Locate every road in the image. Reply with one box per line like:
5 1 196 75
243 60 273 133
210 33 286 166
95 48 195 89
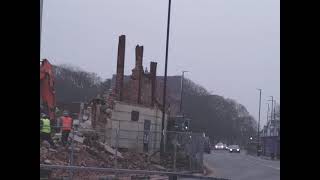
203 150 280 180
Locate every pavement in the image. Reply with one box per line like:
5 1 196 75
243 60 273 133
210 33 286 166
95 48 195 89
202 150 280 180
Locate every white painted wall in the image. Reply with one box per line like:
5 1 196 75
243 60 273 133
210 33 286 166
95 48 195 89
106 101 168 152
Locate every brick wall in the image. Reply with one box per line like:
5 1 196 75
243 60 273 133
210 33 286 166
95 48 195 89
113 35 158 109
115 35 125 101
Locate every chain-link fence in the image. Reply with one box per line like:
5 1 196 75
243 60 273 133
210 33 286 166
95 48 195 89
40 126 206 179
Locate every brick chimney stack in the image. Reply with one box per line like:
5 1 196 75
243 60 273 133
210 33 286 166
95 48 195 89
134 45 144 104
133 45 143 75
150 62 157 106
115 35 126 101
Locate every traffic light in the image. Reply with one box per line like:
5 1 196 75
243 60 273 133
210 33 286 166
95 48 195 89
183 121 189 131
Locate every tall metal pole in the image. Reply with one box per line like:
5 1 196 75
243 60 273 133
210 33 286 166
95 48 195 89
161 0 172 154
180 71 188 114
257 89 262 156
40 0 43 45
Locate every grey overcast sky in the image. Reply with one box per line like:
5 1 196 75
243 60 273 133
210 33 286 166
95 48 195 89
41 0 280 127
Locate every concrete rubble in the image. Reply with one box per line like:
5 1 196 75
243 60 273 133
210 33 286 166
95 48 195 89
70 135 84 143
40 131 173 179
99 142 123 158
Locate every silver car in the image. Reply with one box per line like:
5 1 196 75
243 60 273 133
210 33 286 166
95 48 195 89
215 142 225 150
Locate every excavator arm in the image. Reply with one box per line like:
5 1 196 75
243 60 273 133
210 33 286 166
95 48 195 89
40 59 56 121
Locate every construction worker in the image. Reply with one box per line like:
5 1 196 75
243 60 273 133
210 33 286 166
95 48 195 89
60 111 73 146
40 113 55 148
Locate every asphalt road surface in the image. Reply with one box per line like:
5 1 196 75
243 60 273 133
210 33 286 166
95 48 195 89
203 150 280 180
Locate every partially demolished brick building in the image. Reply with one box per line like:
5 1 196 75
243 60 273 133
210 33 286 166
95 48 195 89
101 35 168 152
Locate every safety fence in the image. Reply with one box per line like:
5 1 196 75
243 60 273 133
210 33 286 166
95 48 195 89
40 126 207 179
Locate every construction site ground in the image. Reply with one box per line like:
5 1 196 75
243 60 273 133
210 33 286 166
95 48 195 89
40 131 204 179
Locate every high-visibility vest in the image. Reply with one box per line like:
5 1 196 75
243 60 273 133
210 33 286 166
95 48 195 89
41 118 51 133
62 116 72 131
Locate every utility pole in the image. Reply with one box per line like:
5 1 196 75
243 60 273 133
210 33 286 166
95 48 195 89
40 0 44 60
180 71 188 114
40 0 43 45
257 89 262 156
161 0 172 154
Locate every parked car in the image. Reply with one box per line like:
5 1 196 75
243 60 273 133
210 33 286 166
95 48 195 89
215 142 225 150
228 145 240 153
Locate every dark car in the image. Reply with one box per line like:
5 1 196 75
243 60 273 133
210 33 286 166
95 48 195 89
228 145 240 153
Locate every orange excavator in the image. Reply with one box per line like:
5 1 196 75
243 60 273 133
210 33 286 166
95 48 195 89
40 59 56 122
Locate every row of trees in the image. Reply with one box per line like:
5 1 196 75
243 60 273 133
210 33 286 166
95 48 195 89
53 64 111 104
183 94 257 146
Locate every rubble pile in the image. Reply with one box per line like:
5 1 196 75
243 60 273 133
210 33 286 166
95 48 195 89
118 152 150 169
40 132 170 179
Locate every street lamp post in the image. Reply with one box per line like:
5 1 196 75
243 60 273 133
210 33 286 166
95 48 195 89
257 89 262 156
40 0 44 52
40 0 43 38
161 0 172 154
180 71 188 114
